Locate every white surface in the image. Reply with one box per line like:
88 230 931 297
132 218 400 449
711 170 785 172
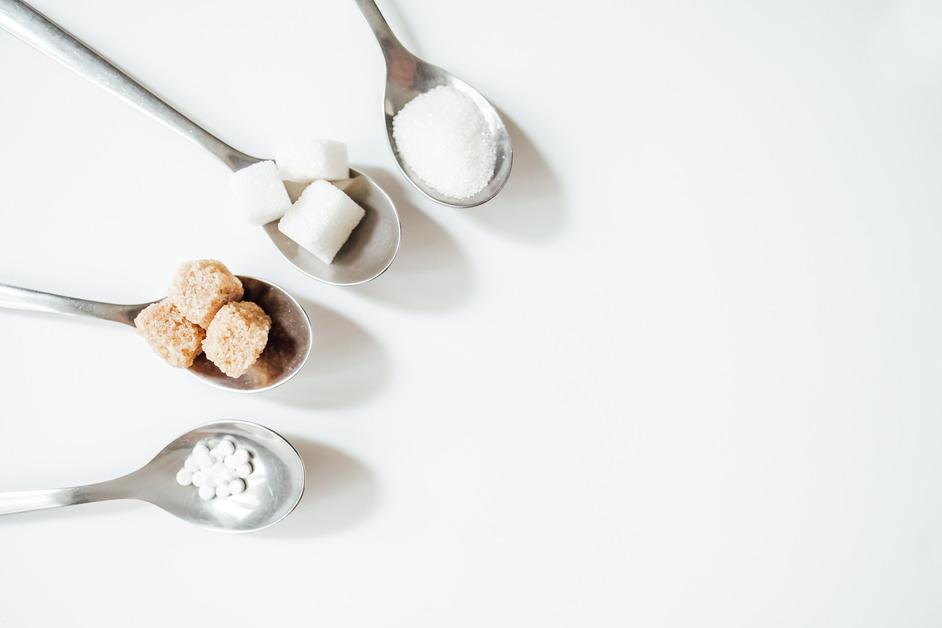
0 0 940 626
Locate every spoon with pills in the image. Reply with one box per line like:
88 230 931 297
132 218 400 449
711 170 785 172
0 421 305 533
353 0 513 208
0 0 401 286
0 262 313 393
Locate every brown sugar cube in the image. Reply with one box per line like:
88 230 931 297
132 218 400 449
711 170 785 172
134 299 206 368
168 260 244 328
202 301 272 378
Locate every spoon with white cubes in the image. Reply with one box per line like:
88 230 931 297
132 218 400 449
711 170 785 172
0 421 305 533
0 0 401 286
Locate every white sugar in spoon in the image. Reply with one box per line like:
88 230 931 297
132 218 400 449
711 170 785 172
0 0 401 286
354 0 513 208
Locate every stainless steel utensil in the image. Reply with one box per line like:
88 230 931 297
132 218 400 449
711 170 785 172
0 0 401 285
0 421 305 533
0 276 312 393
354 0 513 208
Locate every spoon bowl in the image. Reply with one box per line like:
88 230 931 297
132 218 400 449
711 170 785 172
189 276 312 392
355 0 513 207
0 275 312 393
140 421 305 532
263 169 400 285
0 421 305 533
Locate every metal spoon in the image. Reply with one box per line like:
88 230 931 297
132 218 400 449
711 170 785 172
353 0 513 208
0 0 401 286
0 276 312 393
0 421 305 533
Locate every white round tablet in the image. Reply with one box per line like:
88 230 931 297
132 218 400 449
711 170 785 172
175 469 192 486
198 484 215 500
231 449 250 466
218 440 236 458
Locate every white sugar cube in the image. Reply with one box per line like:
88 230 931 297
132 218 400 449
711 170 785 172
276 139 349 182
231 160 292 226
277 180 365 264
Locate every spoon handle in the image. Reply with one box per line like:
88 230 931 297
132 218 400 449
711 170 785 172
0 0 257 171
0 283 148 326
352 0 412 62
0 479 133 516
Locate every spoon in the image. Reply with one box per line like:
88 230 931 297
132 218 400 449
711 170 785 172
0 276 312 393
0 0 401 286
353 0 513 208
0 421 305 533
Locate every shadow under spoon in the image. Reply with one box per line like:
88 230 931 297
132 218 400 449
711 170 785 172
353 0 513 208
0 0 401 286
0 276 312 393
0 421 305 533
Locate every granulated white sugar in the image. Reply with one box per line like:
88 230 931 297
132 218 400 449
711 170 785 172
392 86 497 199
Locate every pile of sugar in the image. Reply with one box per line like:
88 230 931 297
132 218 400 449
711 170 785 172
392 86 497 199
134 260 271 378
176 437 254 501
231 139 365 265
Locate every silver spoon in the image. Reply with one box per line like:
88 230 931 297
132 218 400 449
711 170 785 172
354 0 513 208
0 421 305 533
0 276 312 393
0 0 401 286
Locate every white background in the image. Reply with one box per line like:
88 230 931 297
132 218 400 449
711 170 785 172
0 0 941 625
